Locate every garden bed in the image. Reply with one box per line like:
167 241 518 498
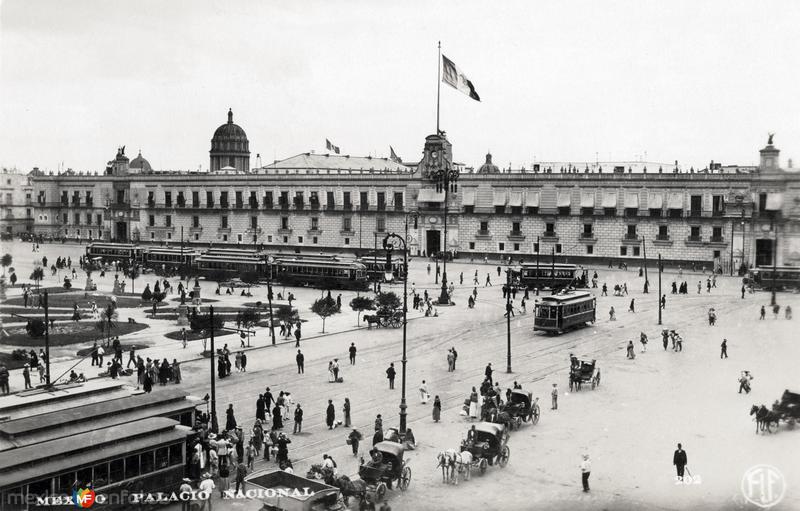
164 329 235 341
1 322 149 347
4 292 144 309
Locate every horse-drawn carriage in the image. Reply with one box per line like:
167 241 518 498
749 389 800 434
460 422 510 475
505 390 540 430
362 309 404 328
356 441 412 502
569 356 600 391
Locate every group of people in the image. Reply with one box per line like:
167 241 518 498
135 356 182 391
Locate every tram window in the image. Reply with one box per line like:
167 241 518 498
57 472 74 493
109 459 125 484
141 451 155 474
125 455 140 479
92 463 109 487
76 467 93 488
169 443 184 466
155 447 170 470
28 479 52 497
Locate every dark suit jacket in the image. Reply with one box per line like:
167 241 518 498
673 449 687 466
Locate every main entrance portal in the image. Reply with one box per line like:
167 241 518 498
426 230 441 256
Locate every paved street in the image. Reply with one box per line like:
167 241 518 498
2 240 798 510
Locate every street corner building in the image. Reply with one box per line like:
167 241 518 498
13 109 800 272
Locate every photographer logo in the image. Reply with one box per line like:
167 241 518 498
741 465 785 509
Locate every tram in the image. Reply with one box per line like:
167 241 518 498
746 266 800 291
142 247 200 274
517 263 588 290
85 242 144 263
357 254 406 282
269 255 369 290
534 290 596 334
195 248 268 277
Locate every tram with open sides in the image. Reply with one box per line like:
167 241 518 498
269 254 369 291
517 263 589 290
142 247 201 274
85 243 144 264
534 290 596 334
746 266 800 291
358 254 406 282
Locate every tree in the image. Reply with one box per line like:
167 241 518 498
311 295 340 333
141 285 152 302
95 305 117 346
25 318 46 337
9 272 17 286
190 312 225 333
29 267 44 292
376 291 401 313
237 309 261 345
1 253 11 276
128 265 140 294
350 295 376 326
240 271 260 285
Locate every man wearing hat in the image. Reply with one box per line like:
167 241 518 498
198 473 215 510
22 363 32 389
179 478 193 511
485 363 493 384
580 454 591 492
551 383 558 410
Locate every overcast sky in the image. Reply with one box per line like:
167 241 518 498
1 0 799 172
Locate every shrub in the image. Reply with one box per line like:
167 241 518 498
25 319 46 338
190 313 225 332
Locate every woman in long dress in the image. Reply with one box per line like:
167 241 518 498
343 398 351 427
432 395 441 423
468 387 479 420
256 394 266 421
272 405 283 430
328 361 335 383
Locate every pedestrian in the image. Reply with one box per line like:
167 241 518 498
601 283 607 296
226 404 237 431
609 306 616 321
697 281 701 294
349 342 357 364
343 398 351 427
173 359 182 383
373 427 384 446
90 342 98 366
97 345 105 367
386 363 396 389
198 473 215 511
326 400 335 430
485 274 492 287
629 298 635 313
626 340 635 359
551 383 558 410
741 285 746 299
293 404 303 434
256 394 266 422
469 387 479 419
332 359 340 381
580 454 591 492
720 339 728 359
348 428 362 457
786 306 793 320
419 380 429 404
296 349 304 374
0 364 9 395
240 352 247 372
661 295 666 310
707 279 711 293
234 461 247 493
294 326 301 347
760 305 766 320
640 332 648 353
179 478 193 511
127 347 136 369
432 395 441 423
673 443 688 481
738 371 753 394
272 404 283 430
235 351 242 372
485 363 493 384
451 347 458 369
447 349 455 371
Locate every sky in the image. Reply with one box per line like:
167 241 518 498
1 0 799 173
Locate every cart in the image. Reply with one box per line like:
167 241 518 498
460 422 510 475
245 470 345 511
569 356 600 391
358 441 412 502
505 390 540 429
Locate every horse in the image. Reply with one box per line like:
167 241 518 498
750 404 781 434
569 370 583 392
436 450 458 484
323 471 366 505
362 315 381 329
452 450 474 484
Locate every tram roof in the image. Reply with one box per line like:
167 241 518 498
144 247 201 254
277 259 366 269
0 388 194 446
0 418 191 489
519 262 581 269
537 290 594 304
196 254 265 262
87 242 139 249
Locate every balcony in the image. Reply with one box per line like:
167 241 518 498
476 229 491 239
176 201 185 208
377 203 386 211
359 204 369 211
85 200 93 207
220 201 229 209
394 203 404 211
310 200 320 210
249 201 259 209
685 235 703 246
189 226 203 233
263 201 273 209
688 209 702 218
294 200 305 210
580 232 595 240
278 200 289 210
192 202 201 209
710 235 725 243
325 203 335 211
624 233 639 240
206 202 215 209
217 227 231 234
343 203 353 211
278 228 292 235
580 208 594 216
542 231 556 238
655 234 670 241
508 230 525 240
234 202 244 209
712 210 725 217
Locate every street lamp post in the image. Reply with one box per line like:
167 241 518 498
429 169 458 305
505 269 512 373
266 256 276 345
209 305 219 433
658 254 663 325
382 212 417 434
771 221 778 307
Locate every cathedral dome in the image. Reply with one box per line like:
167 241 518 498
210 108 250 172
477 152 500 174
129 151 152 172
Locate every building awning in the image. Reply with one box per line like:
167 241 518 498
580 192 595 208
525 191 540 207
602 192 617 208
493 190 507 206
557 191 571 207
648 193 664 209
461 190 475 206
667 193 684 209
508 192 523 207
624 193 639 209
765 192 784 211
417 189 445 203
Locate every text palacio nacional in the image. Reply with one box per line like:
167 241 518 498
26 109 800 271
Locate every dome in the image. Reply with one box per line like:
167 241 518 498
129 151 152 172
210 108 249 153
477 152 500 174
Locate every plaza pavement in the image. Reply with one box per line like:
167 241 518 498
1 241 798 510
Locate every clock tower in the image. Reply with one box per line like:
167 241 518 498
420 133 453 178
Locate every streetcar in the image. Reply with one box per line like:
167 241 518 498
746 266 800 291
533 290 596 334
269 255 369 290
85 242 144 263
357 254 406 282
194 248 268 277
141 247 201 275
516 263 588 290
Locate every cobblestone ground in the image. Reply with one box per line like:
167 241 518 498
1 241 798 510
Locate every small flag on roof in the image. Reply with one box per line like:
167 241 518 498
326 139 340 154
441 55 480 101
389 146 402 163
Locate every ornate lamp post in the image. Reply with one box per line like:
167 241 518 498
382 211 418 434
422 134 458 305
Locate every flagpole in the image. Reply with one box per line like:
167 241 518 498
436 41 441 134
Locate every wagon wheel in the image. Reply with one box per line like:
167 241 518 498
399 466 411 491
498 445 510 467
390 315 403 328
479 458 488 475
378 316 390 328
375 482 387 502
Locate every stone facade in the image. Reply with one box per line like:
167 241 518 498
0 169 34 235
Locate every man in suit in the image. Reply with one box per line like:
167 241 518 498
296 350 304 374
673 443 688 480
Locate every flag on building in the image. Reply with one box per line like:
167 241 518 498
326 139 340 154
389 146 402 163
441 55 480 101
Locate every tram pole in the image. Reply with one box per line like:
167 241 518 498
44 291 51 387
535 236 540 293
658 254 662 326
209 305 219 433
641 234 649 292
505 269 512 373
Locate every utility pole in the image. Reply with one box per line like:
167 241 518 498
771 219 778 306
209 305 219 433
267 257 276 345
658 254 662 325
641 235 649 292
535 236 540 293
44 291 51 387
506 269 512 373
